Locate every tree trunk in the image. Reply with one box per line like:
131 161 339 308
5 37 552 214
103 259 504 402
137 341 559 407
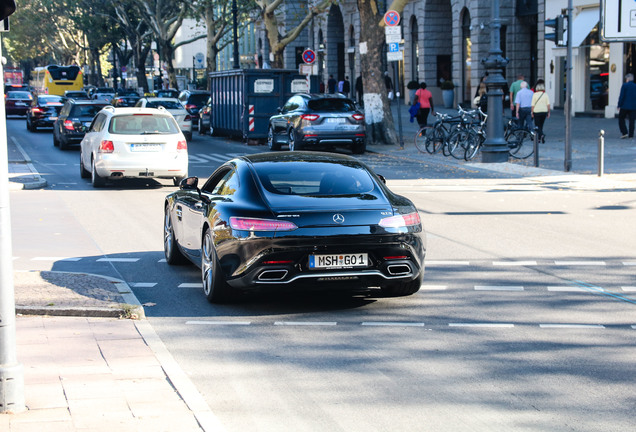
357 0 397 145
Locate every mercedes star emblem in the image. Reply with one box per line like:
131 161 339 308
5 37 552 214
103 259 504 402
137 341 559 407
333 214 345 224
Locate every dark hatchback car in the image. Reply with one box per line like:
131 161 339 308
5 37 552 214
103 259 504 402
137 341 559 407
198 97 212 135
156 89 180 99
53 99 108 149
178 90 209 129
111 89 141 107
63 90 90 100
26 94 65 131
5 90 33 116
163 151 425 303
267 94 366 154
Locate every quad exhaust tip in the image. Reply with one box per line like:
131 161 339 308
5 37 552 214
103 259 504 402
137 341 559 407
258 269 288 281
387 264 411 276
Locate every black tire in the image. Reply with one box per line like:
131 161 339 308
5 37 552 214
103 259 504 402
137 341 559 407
267 126 281 151
53 132 60 147
173 174 187 186
198 123 206 135
164 207 188 265
184 132 192 142
351 140 366 154
91 158 106 188
381 277 422 297
414 127 427 153
59 136 68 150
288 128 302 151
508 129 534 159
79 154 90 179
463 132 482 161
426 127 444 154
201 228 233 303
447 129 468 160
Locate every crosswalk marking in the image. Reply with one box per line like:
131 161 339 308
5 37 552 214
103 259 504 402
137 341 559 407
32 257 81 261
539 324 605 329
179 283 202 288
96 258 140 263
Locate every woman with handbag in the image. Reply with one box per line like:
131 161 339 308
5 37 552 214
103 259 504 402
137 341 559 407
531 79 550 143
413 82 435 128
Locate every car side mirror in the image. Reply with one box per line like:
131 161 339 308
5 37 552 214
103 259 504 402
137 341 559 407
377 174 387 184
179 176 199 190
277 107 282 113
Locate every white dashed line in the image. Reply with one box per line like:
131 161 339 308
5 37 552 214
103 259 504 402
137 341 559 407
157 258 167 263
130 283 157 288
632 325 636 330
449 323 515 328
361 322 426 327
493 261 537 266
623 262 636 266
274 321 337 326
622 287 636 292
32 257 81 261
475 285 524 291
547 286 604 292
179 283 203 288
96 258 140 262
554 261 606 266
539 324 605 329
420 285 448 290
186 321 251 326
427 261 470 266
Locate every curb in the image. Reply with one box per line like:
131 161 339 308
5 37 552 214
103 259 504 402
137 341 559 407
15 271 146 319
9 137 47 190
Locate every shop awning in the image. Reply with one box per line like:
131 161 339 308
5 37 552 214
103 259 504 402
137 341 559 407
570 8 599 47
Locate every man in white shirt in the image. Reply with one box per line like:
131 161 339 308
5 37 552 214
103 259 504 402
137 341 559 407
515 81 534 130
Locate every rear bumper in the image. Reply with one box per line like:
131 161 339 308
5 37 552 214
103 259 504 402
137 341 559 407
95 155 188 179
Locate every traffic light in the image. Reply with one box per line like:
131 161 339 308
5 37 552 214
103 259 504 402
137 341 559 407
0 0 16 20
545 15 565 46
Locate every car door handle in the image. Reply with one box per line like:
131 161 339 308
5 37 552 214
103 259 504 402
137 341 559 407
176 206 183 221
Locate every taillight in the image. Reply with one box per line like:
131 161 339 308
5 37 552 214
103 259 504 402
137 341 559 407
177 140 187 151
185 114 191 121
379 212 421 228
352 113 365 121
301 114 320 121
63 120 75 130
185 104 197 111
99 140 114 153
31 107 43 114
229 217 297 232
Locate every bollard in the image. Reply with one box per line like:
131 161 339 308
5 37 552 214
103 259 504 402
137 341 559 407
533 126 539 168
598 129 604 177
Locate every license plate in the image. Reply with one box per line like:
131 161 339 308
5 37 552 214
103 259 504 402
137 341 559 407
309 253 368 269
84 122 91 127
130 143 161 152
15 102 26 106
326 118 345 124
49 117 58 121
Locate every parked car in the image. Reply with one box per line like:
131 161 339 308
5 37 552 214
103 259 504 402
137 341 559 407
198 97 212 135
92 87 115 103
178 89 209 129
53 99 108 149
163 152 426 303
26 94 65 131
5 90 33 116
267 94 366 154
63 90 90 100
79 106 188 187
135 97 192 141
156 89 180 99
111 89 141 107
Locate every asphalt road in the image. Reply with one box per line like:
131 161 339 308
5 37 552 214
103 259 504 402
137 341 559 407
7 118 636 431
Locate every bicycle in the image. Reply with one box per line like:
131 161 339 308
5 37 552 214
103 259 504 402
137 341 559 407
504 118 534 159
446 107 486 160
414 112 461 155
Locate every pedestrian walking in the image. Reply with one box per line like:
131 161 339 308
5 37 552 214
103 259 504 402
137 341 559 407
327 75 337 94
618 73 636 139
342 76 351 97
515 81 534 131
413 82 435 128
509 74 524 117
473 82 488 113
355 75 363 106
531 79 550 143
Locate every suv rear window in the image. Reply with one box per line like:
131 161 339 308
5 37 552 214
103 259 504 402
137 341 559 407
147 100 182 109
70 104 106 117
307 99 356 112
109 114 180 135
187 94 209 105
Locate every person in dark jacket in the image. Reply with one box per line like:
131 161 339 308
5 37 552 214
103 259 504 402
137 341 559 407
355 75 363 106
327 75 337 94
618 73 636 139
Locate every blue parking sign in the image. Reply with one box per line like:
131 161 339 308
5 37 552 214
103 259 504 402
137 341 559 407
388 42 399 52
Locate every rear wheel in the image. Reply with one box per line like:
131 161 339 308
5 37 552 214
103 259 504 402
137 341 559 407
79 154 90 178
288 128 302 151
201 228 233 303
414 127 428 153
508 129 534 159
267 126 281 151
164 207 188 265
447 129 468 159
381 278 422 297
53 132 60 147
351 140 366 154
91 158 106 188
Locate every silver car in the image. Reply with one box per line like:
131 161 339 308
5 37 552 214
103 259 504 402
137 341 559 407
267 94 366 154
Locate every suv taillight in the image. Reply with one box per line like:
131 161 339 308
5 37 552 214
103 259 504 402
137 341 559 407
99 140 114 153
185 114 192 121
63 120 75 130
301 114 320 122
352 113 365 121
177 140 187 151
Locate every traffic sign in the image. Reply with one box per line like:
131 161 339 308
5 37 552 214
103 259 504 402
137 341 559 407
302 49 316 64
388 42 399 53
385 26 402 44
601 0 636 41
387 51 402 62
384 10 400 27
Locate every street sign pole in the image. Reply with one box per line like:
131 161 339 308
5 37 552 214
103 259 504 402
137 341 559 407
564 0 573 172
393 61 404 149
384 12 404 149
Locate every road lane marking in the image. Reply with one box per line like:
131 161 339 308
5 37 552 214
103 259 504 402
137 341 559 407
426 261 470 266
622 287 636 292
274 321 337 326
548 286 605 292
421 285 448 290
554 261 606 266
186 321 251 326
623 262 636 266
449 323 515 328
96 258 140 262
179 283 203 288
32 257 81 261
158 258 166 263
361 322 426 327
539 324 605 329
130 283 157 288
493 261 537 266
475 285 524 291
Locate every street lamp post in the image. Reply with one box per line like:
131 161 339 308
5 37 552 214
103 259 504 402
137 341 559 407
232 0 239 69
480 0 509 163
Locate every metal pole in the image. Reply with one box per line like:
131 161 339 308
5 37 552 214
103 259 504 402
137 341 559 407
0 42 26 414
564 0 573 171
598 129 605 177
232 0 240 69
533 126 539 167
394 61 404 149
481 0 509 163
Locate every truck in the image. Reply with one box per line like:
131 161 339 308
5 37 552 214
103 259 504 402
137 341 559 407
3 69 24 86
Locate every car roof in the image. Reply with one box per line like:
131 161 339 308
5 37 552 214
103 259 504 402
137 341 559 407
241 151 360 166
103 106 170 116
142 97 181 102
69 100 108 105
182 90 208 94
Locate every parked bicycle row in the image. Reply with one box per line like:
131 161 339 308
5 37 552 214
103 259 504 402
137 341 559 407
414 106 535 161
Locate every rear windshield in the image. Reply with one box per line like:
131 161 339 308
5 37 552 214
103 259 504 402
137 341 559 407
307 99 356 112
187 94 209 105
7 91 31 98
70 105 106 117
253 161 375 196
146 100 182 110
109 114 180 135
48 65 81 81
65 92 88 98
157 90 178 98
38 95 64 105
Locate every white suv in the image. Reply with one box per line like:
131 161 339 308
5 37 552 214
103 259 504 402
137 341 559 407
80 106 188 188
135 97 193 141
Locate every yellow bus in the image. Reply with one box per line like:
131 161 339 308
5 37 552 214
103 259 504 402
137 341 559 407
30 65 83 96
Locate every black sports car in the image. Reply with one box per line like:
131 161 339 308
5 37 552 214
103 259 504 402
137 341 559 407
26 95 64 131
163 152 426 303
